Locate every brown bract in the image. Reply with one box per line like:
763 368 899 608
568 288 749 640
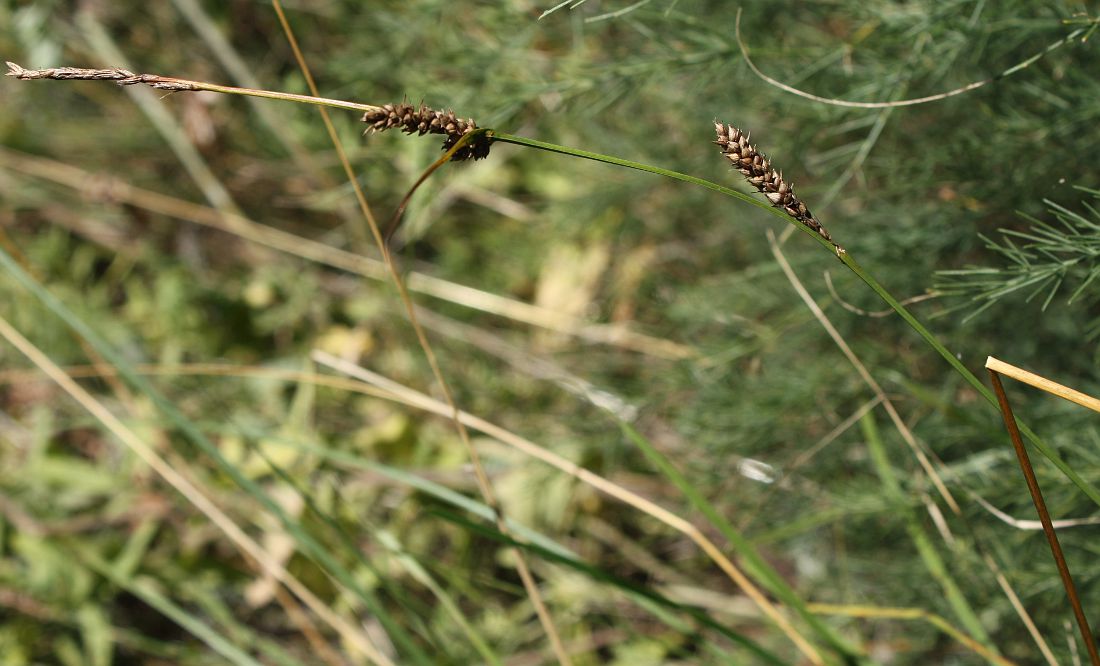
362 102 490 161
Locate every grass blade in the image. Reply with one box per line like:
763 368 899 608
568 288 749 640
619 421 865 664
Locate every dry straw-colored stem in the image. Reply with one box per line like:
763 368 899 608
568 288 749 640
0 316 392 665
312 351 825 665
768 231 958 513
808 604 1015 666
986 356 1100 414
5 61 489 160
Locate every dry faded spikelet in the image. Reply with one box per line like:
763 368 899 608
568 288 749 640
5 61 198 91
362 102 490 161
714 122 834 244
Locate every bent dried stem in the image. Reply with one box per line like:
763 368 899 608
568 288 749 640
311 351 824 665
6 60 374 111
733 8 1091 109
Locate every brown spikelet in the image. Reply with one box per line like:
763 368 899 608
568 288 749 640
714 122 832 243
362 102 490 161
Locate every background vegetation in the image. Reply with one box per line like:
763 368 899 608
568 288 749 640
1 1 1099 664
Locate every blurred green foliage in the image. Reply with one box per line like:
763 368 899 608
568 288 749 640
1 1 1099 664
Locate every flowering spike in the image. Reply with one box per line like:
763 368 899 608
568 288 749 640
714 122 833 243
363 102 490 161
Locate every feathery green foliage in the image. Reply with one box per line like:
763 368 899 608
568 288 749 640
937 188 1100 329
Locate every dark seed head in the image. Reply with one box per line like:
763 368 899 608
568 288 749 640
363 102 490 161
714 122 831 242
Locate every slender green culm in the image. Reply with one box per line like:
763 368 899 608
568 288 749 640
489 128 1100 511
619 421 867 665
860 412 998 659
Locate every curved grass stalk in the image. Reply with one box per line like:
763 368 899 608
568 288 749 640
488 131 1100 510
733 7 1091 110
312 351 830 664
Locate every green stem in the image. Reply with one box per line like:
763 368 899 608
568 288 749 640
620 422 866 664
490 132 776 217
861 413 996 656
489 131 1100 508
842 253 1100 507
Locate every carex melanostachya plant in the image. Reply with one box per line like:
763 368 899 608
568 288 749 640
3 3 1098 665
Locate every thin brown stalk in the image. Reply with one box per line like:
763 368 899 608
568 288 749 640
988 368 1100 666
268 3 570 662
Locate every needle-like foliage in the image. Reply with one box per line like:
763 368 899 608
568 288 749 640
937 188 1100 330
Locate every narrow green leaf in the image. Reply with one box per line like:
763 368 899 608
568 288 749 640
619 422 865 664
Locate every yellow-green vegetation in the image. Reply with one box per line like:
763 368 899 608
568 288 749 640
1 2 1099 664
